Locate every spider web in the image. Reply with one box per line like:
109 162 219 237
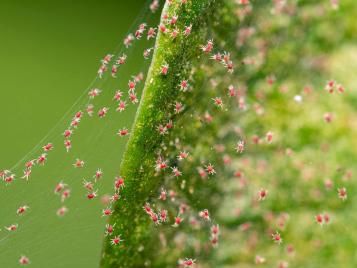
0 0 161 267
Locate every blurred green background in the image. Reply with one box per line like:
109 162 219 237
1 0 357 268
0 0 153 267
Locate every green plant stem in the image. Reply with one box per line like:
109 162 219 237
100 1 220 267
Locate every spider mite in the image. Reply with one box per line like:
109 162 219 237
64 139 72 152
111 65 118 78
88 88 101 99
143 48 153 59
338 187 347 200
116 53 127 66
22 169 32 181
97 64 107 78
205 163 216 175
128 79 136 91
224 60 234 73
54 181 66 194
212 97 223 108
84 104 93 117
336 83 344 93
155 156 168 171
210 234 219 248
37 153 47 165
5 223 18 231
179 203 189 214
160 63 169 75
172 215 183 227
105 223 115 236
266 75 276 86
110 193 120 203
94 169 103 181
211 52 222 62
179 79 189 92
135 23 147 39
171 167 182 177
235 140 245 153
169 190 177 201
180 258 196 267
158 188 167 201
57 206 68 217
124 33 134 48
200 39 214 54
3 173 15 184
198 209 210 221
258 188 268 201
17 205 30 216
325 80 336 93
197 167 207 179
113 90 123 102
143 202 153 215
42 143 53 152
61 189 71 202
202 111 212 123
63 129 73 139
102 54 114 65
166 120 173 130
159 23 168 34
159 209 168 222
174 102 184 114
73 159 84 168
228 85 237 97
170 28 180 39
111 235 123 246
19 255 30 265
239 97 246 110
266 131 273 143
87 190 98 200
323 213 330 224
150 0 159 13
150 212 160 225
211 224 220 236
129 92 138 104
83 179 94 191
324 112 333 123
102 207 113 217
70 117 81 128
114 176 125 191
183 24 192 37
272 231 283 244
98 107 109 118
134 72 144 83
25 160 35 169
177 151 189 161
147 28 157 41
169 14 178 25
116 101 127 112
315 214 324 225
117 128 129 137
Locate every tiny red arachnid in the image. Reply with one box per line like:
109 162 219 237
111 235 123 246
205 163 216 175
17 205 30 216
198 209 210 221
258 188 268 201
272 231 283 244
19 255 30 265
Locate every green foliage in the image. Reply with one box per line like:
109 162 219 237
100 1 220 267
